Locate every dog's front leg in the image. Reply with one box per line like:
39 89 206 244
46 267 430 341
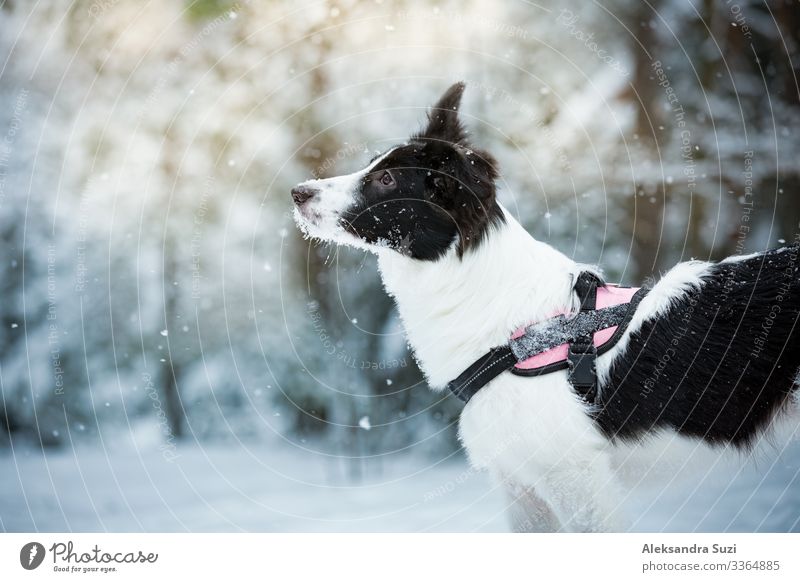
503 480 562 532
536 457 626 532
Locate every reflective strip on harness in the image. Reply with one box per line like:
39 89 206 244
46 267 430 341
512 285 639 371
445 277 648 404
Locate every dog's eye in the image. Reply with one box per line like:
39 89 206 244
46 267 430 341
379 171 394 187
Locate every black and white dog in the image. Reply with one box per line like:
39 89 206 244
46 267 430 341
291 83 800 531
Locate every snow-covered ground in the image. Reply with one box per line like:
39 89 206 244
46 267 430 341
0 438 509 533
2 429 799 532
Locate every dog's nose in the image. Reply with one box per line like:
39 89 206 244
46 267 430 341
291 185 316 206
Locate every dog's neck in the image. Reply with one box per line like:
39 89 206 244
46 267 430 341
376 205 583 389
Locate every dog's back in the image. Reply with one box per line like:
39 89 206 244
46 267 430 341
596 245 800 447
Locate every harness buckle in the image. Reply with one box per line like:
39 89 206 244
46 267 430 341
567 342 596 398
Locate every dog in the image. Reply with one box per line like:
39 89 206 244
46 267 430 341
291 82 800 531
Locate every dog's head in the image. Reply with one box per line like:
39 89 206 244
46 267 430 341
291 82 504 260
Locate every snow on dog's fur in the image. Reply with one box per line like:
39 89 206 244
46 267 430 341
292 82 800 532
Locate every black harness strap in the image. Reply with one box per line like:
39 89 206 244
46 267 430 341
568 273 600 402
446 273 646 404
447 346 515 403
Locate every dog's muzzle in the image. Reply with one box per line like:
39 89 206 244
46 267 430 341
291 184 317 206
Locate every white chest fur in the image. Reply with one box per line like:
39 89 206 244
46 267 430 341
376 208 607 474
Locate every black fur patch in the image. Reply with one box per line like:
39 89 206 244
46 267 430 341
594 246 800 448
340 83 505 260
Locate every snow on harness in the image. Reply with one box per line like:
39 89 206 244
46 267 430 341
447 272 649 404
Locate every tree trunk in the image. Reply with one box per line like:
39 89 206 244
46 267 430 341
161 238 185 439
627 0 666 282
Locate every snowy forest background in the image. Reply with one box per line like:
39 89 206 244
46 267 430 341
2 0 800 532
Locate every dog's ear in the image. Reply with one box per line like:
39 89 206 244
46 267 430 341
416 82 467 144
425 145 500 257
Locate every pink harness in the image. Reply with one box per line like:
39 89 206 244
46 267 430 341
447 273 648 404
513 285 640 371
